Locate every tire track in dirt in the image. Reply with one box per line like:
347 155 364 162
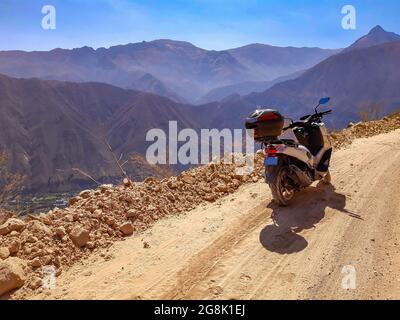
162 202 270 299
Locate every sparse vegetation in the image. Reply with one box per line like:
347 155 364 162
0 151 24 207
357 102 385 122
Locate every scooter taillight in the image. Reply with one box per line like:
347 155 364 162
258 113 279 121
265 145 278 157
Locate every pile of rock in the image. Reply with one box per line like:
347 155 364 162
0 153 264 298
331 112 400 149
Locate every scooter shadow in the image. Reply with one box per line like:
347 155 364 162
259 183 361 254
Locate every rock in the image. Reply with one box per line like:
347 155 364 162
143 241 151 249
55 226 66 238
69 196 81 206
65 214 74 222
8 240 20 255
153 185 162 192
208 172 218 181
69 226 90 247
216 184 228 193
166 193 175 201
204 194 217 202
147 205 157 211
119 222 134 236
23 247 32 255
87 205 97 213
144 177 158 184
79 190 92 199
53 256 61 268
25 235 38 243
99 184 113 193
29 276 42 290
0 247 10 260
180 175 195 184
29 258 42 268
0 257 27 296
29 220 52 237
105 217 116 227
42 256 52 266
167 180 178 189
0 218 26 235
126 209 139 219
123 178 133 187
38 214 53 226
86 242 96 250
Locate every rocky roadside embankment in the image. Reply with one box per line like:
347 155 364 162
1 111 399 298
0 155 264 298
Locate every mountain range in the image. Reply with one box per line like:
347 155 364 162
202 25 400 129
0 40 338 104
0 25 400 193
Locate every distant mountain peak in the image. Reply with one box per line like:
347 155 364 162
369 25 385 34
345 25 400 51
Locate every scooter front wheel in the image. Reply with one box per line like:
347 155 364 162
266 166 295 206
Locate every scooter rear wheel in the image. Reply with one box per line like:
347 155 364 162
267 166 295 206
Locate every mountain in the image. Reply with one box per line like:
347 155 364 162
0 74 198 193
128 73 187 103
198 40 400 130
228 44 340 81
345 25 400 52
0 40 250 103
197 70 304 104
0 40 338 103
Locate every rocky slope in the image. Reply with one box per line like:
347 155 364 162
0 112 399 298
0 74 197 193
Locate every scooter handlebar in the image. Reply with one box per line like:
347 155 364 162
322 109 332 115
284 109 332 131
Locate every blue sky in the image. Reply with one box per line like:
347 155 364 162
1 0 400 51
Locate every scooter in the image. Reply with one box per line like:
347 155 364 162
246 97 333 206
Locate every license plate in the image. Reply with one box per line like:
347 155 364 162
264 157 278 166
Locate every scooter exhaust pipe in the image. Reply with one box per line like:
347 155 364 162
289 165 313 187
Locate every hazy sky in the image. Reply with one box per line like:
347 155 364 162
1 0 400 51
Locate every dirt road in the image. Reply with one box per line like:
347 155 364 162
30 130 400 300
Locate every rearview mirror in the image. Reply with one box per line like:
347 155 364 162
319 97 330 105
